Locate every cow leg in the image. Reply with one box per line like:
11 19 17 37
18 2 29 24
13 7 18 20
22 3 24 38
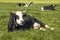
45 25 54 30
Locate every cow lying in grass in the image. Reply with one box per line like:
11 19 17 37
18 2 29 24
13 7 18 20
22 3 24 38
8 11 54 32
18 2 33 7
41 4 56 11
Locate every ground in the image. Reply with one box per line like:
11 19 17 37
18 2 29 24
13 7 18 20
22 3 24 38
0 0 60 40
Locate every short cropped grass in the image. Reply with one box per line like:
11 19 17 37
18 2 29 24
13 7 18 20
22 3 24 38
0 2 60 40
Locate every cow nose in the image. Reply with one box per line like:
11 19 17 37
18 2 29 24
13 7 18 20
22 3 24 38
21 20 25 24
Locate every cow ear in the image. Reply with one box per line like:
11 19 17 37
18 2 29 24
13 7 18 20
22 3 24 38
23 14 26 17
10 12 16 16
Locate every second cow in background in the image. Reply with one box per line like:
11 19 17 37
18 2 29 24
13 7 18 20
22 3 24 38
41 4 56 11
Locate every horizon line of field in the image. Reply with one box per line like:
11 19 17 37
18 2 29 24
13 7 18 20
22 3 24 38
0 1 60 4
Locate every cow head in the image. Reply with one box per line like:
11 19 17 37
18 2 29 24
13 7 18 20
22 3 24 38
51 4 56 7
15 11 26 26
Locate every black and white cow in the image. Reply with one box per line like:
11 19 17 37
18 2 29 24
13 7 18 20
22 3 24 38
18 2 33 7
8 11 54 32
41 4 56 11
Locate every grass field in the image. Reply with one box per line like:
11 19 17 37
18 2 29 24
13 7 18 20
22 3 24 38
0 0 60 4
0 0 60 40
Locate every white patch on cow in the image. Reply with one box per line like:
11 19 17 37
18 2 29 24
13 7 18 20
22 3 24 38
53 4 55 6
33 22 40 29
24 4 28 7
41 7 44 11
16 11 24 26
50 28 54 30
45 25 50 28
40 28 46 31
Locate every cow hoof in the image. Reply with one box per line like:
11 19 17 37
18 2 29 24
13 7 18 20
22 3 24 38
50 28 54 30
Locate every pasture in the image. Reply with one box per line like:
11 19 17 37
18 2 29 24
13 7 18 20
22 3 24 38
0 0 60 40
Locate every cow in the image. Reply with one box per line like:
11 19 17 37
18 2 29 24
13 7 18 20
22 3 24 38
41 4 56 11
18 2 33 7
8 11 54 32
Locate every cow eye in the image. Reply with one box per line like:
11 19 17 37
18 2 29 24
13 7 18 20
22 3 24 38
16 15 19 19
23 14 26 17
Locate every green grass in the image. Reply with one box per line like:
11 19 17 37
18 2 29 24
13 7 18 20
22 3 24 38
0 0 60 4
0 2 60 40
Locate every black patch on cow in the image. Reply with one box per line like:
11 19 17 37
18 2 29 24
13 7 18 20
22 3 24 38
18 3 26 6
42 4 56 10
8 13 16 32
22 14 34 30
